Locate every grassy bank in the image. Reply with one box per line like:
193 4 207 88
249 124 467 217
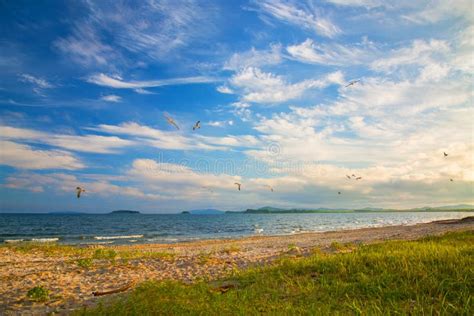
78 230 473 315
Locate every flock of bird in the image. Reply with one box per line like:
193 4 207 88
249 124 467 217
74 80 454 199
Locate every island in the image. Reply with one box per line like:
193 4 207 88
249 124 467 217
109 210 141 214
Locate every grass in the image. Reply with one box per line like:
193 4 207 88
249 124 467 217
1 243 175 263
77 230 474 315
27 286 50 302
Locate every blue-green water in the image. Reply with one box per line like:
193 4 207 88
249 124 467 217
0 212 471 245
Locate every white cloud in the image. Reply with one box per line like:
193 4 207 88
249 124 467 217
287 38 378 66
4 172 162 200
216 85 234 94
19 74 53 89
0 125 135 154
228 67 344 104
87 73 215 89
91 122 260 151
370 39 450 74
402 0 473 24
224 44 283 70
19 74 54 95
207 120 234 127
230 102 253 121
253 0 341 38
0 141 84 170
134 88 155 95
54 24 117 67
101 94 122 102
54 0 218 68
324 0 383 9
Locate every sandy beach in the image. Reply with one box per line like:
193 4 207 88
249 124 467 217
1 217 473 315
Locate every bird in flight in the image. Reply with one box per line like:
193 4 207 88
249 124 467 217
234 182 241 191
193 121 201 131
264 185 274 192
76 186 85 198
164 113 179 130
444 152 448 157
201 186 214 193
346 175 351 179
356 177 362 180
345 80 360 88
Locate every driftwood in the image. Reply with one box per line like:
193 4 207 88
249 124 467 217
92 280 136 296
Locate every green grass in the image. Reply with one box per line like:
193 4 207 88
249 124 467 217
77 230 473 315
1 243 174 262
27 286 50 302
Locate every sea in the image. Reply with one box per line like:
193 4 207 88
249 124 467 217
0 212 472 245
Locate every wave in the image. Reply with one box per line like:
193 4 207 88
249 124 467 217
4 239 24 243
31 238 59 242
94 235 144 240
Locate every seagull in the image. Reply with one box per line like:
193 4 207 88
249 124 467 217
254 224 263 234
76 186 85 198
346 175 351 179
444 152 448 157
356 177 362 180
201 186 214 193
345 80 360 88
164 113 179 130
234 182 241 191
193 121 201 131
264 185 274 192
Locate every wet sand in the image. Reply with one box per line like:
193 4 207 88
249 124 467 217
1 216 473 315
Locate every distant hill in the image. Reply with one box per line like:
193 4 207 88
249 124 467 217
185 209 225 215
244 206 352 214
48 211 85 215
109 210 141 214
243 205 473 214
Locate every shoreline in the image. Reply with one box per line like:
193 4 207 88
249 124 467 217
1 216 473 315
2 211 473 246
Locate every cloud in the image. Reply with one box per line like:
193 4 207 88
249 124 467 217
253 0 341 38
207 120 234 127
216 85 234 94
228 67 344 103
230 102 253 121
54 0 218 67
54 24 117 68
19 74 54 95
370 39 450 74
91 122 260 151
0 125 135 154
4 172 162 200
286 38 378 66
101 95 122 102
402 0 473 24
324 0 383 9
134 88 155 95
87 73 215 90
19 74 53 89
224 43 283 70
0 141 84 170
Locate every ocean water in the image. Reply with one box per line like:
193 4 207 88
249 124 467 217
0 212 471 245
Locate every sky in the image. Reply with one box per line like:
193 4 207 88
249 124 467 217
0 0 473 213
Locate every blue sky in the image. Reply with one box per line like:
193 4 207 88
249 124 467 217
0 0 473 213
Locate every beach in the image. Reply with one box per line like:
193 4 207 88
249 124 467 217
1 216 473 315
